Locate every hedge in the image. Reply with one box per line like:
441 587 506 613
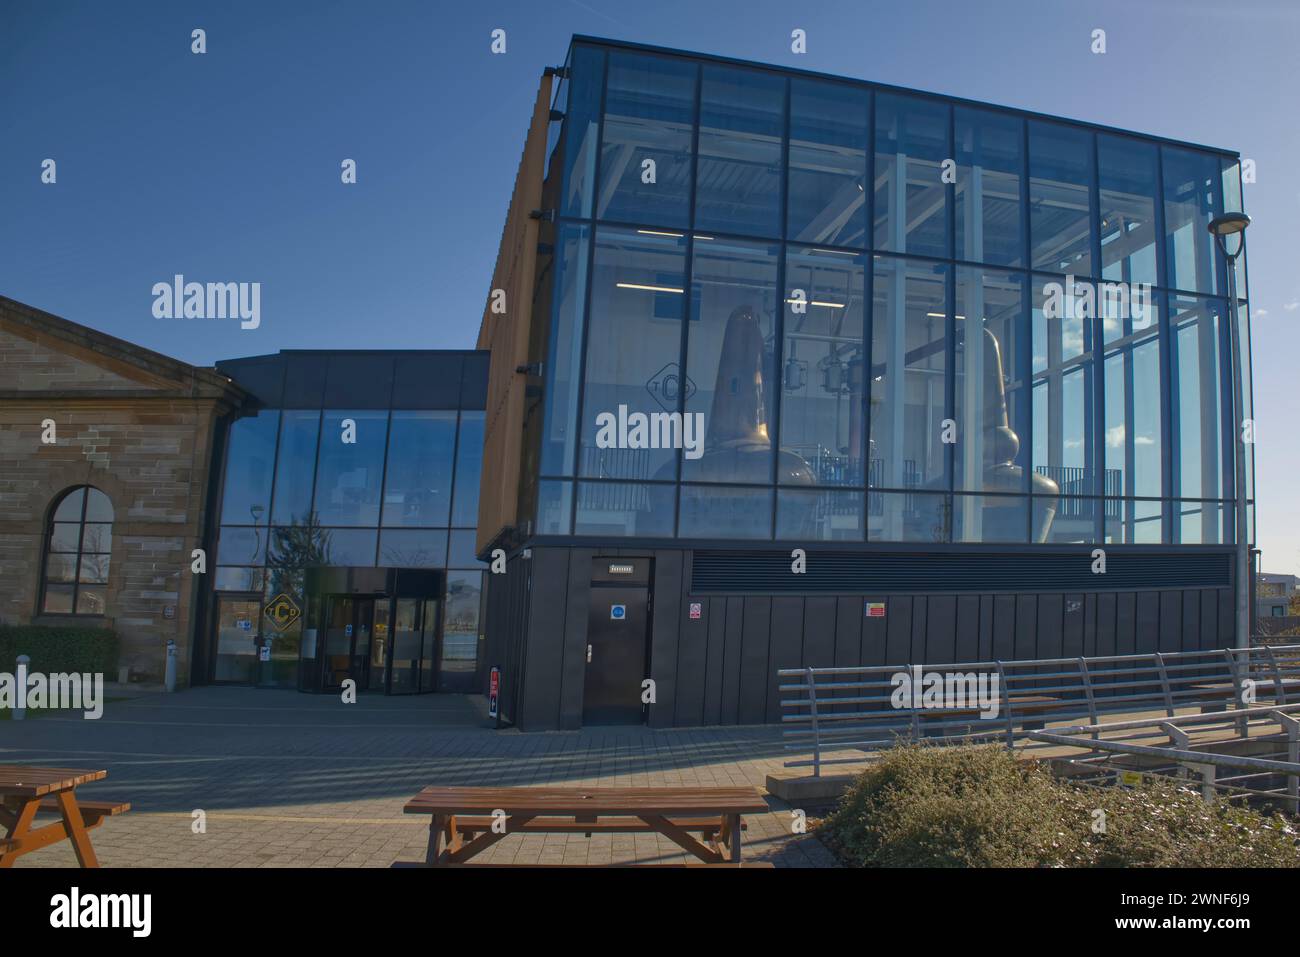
0 625 120 676
819 743 1300 868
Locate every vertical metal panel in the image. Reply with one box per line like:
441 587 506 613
928 595 958 663
557 548 594 729
1096 592 1118 658
648 550 682 728
910 598 928 662
860 596 889 667
703 596 728 725
520 547 570 730
1115 591 1137 655
1014 595 1037 658
833 595 862 701
977 595 994 660
720 596 745 724
1158 590 1182 653
675 593 710 728
992 594 1016 660
1082 593 1098 657
1134 591 1160 654
802 597 837 667
1199 589 1218 651
1181 590 1200 653
1217 587 1234 648
1036 594 1064 659
955 595 980 661
738 597 772 724
767 597 804 723
1062 594 1084 658
884 596 913 665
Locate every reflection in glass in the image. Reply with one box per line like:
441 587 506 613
1097 134 1159 287
954 107 1024 267
868 491 950 542
778 247 866 486
383 412 455 527
1029 122 1095 276
452 411 484 526
560 44 604 219
954 268 1056 541
776 489 863 541
787 79 868 247
1032 275 1097 537
1163 147 1222 295
537 480 573 534
576 482 675 537
1170 296 1225 504
314 411 387 526
378 529 448 568
1104 499 1163 544
442 571 483 682
695 65 785 237
220 411 279 525
270 410 320 525
218 526 267 566
579 228 687 480
43 486 114 615
1103 299 1162 510
540 225 591 475
869 258 949 517
682 239 800 486
598 52 696 227
875 94 950 258
678 485 772 539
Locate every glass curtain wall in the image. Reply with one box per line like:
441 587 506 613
538 41 1245 546
214 407 487 686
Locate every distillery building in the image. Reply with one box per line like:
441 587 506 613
472 37 1255 730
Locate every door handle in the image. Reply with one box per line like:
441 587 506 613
587 644 593 664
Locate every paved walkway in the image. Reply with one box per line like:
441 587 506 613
0 687 836 867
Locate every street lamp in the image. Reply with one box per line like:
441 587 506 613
1207 211 1251 648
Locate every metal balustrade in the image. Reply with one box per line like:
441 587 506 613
778 643 1300 776
1029 704 1300 812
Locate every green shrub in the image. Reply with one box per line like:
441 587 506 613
0 625 119 676
819 743 1300 868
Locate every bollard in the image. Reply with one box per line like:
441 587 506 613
13 654 30 720
164 639 177 693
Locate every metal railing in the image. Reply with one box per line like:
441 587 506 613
778 643 1300 776
1029 704 1300 812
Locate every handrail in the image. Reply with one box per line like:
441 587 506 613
779 644 1300 777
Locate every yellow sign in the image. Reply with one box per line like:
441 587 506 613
263 593 302 630
1118 770 1143 787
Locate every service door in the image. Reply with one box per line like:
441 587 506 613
582 585 649 725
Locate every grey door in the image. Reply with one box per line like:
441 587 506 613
582 586 650 725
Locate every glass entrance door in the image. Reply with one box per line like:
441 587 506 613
214 596 260 683
322 596 375 690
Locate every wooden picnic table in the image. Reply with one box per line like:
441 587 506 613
0 766 129 868
403 786 769 867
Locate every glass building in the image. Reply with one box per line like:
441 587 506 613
198 350 489 694
476 37 1254 730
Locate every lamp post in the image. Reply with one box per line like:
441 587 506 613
1207 211 1251 648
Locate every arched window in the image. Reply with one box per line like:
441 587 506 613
41 486 113 616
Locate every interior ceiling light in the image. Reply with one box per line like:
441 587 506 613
617 282 684 294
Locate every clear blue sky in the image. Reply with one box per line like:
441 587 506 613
2 0 1297 572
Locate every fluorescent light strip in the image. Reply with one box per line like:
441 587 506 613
786 299 846 309
617 282 684 294
926 312 967 319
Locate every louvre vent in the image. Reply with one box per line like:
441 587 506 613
690 549 1232 594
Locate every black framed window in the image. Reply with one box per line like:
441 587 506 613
41 486 113 615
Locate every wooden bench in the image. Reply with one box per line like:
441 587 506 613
393 860 776 868
446 814 747 838
37 798 131 825
405 786 769 866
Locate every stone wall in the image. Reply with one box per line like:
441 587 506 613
0 298 243 683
